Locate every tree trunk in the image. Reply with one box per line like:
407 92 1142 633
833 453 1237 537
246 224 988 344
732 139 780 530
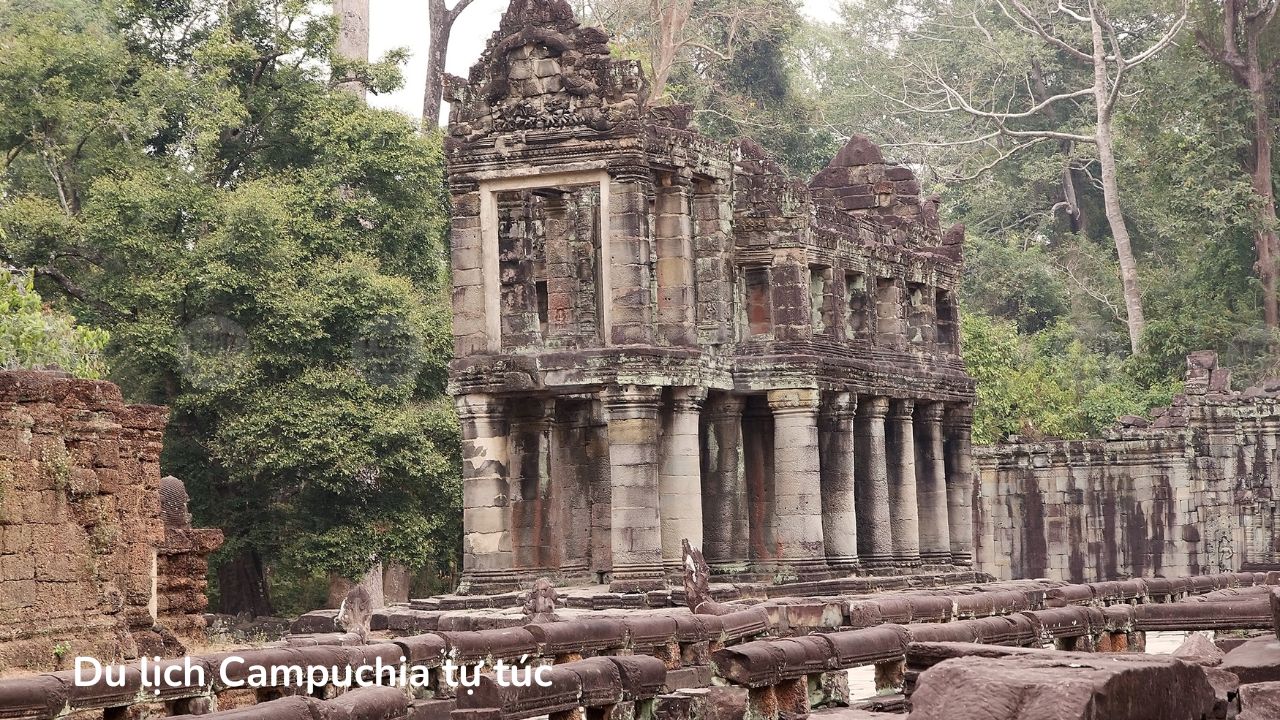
333 0 370 98
217 547 275 617
1091 14 1145 354
423 0 452 128
1246 49 1279 329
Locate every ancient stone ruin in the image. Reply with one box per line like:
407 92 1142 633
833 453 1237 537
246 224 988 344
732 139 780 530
443 0 976 595
975 351 1280 583
0 371 221 671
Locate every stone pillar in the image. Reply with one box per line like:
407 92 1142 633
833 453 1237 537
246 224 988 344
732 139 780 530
743 398 776 562
944 405 977 566
768 388 827 575
914 403 952 565
887 399 922 567
702 394 747 571
819 392 859 571
450 181 490 356
692 181 734 345
551 397 595 578
654 180 696 346
660 388 705 573
603 385 666 592
855 396 893 568
509 399 555 573
456 393 514 593
608 171 654 345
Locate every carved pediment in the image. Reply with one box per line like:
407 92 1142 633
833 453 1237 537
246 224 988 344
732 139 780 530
447 0 648 144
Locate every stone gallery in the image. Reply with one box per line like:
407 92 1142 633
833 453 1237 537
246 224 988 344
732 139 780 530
443 0 976 594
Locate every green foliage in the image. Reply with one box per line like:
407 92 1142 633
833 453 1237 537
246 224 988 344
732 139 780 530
0 0 457 611
0 267 107 378
962 313 1177 444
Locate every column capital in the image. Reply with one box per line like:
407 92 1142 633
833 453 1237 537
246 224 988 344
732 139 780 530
670 387 708 414
916 402 946 425
857 395 890 418
602 385 663 409
708 393 746 421
944 402 975 428
767 388 821 416
821 391 857 420
888 398 916 421
455 393 506 422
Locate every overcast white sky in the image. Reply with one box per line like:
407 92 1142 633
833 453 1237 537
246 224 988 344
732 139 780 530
367 0 844 119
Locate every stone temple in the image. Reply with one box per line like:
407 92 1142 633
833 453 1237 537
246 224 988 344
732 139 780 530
443 0 976 594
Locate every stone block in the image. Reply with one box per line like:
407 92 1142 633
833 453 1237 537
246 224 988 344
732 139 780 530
908 652 1217 720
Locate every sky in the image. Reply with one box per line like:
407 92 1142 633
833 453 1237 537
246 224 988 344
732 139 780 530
367 0 844 120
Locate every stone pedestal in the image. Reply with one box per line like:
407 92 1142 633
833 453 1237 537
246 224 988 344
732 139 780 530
855 396 893 568
603 385 666 592
660 388 705 573
457 393 516 593
944 406 976 566
703 394 748 571
915 403 952 564
819 392 859 571
768 389 828 575
887 399 922 566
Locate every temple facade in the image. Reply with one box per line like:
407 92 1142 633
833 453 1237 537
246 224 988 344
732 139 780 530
444 0 977 594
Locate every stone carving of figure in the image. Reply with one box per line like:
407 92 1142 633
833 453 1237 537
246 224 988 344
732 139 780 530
683 539 732 616
337 585 373 640
523 577 559 623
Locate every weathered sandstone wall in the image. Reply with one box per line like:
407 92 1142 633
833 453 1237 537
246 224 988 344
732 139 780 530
0 371 219 670
975 352 1278 582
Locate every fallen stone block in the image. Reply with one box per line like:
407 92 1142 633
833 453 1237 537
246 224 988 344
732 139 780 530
1222 636 1280 684
291 609 340 634
908 652 1217 720
1172 631 1225 665
1239 680 1280 720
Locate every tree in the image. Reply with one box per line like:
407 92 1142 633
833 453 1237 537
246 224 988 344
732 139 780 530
1196 0 1280 328
576 0 837 173
851 0 1187 354
334 0 371 97
0 265 108 378
423 0 477 128
0 0 459 615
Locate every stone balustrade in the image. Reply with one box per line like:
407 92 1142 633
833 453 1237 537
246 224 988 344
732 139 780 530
2 572 1277 719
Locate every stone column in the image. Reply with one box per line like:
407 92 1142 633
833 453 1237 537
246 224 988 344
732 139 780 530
914 403 952 565
551 397 595 579
855 397 893 568
654 180 696 347
608 171 654 345
660 388 705 573
508 399 555 573
887 399 922 567
603 385 666 592
692 181 734 345
768 388 827 575
702 394 747 571
944 404 977 566
456 393 514 593
819 392 859 571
